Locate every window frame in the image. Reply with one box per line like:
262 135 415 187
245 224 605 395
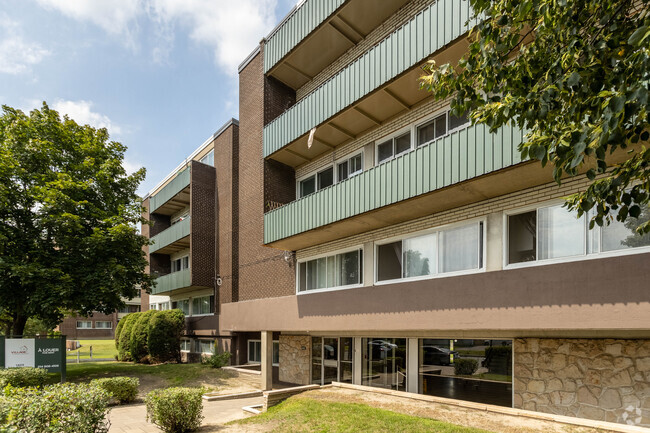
180 339 191 352
335 151 364 183
199 149 214 166
503 199 650 270
195 339 214 355
76 320 92 329
374 217 487 285
375 124 413 165
296 245 365 295
171 255 190 273
296 165 335 199
95 321 112 329
190 295 214 317
248 339 261 364
172 298 190 316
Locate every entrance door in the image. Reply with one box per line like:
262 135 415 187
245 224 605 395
311 337 354 385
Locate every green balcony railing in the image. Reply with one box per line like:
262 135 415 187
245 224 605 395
152 268 191 295
149 217 190 254
263 0 476 158
264 0 345 73
264 122 525 244
150 168 190 213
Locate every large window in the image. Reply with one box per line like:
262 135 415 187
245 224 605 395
298 166 334 198
248 340 261 364
195 340 214 354
377 132 411 164
95 321 112 329
376 221 484 283
507 203 650 266
362 338 407 392
191 295 214 316
298 249 363 293
172 299 190 315
171 256 189 273
180 339 191 352
76 321 92 329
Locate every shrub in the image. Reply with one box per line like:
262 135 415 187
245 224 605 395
146 387 204 433
148 309 185 363
0 367 48 388
117 312 140 361
454 358 479 376
129 309 159 363
91 377 139 404
2 383 110 433
202 350 231 369
115 315 127 350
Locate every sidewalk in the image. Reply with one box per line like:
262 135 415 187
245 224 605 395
108 396 262 433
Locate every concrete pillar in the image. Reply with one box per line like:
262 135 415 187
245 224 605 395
261 331 273 391
407 338 419 393
353 337 362 385
363 242 374 286
486 212 504 272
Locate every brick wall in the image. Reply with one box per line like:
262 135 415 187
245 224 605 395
264 159 295 211
150 253 170 275
57 313 117 340
190 160 216 289
237 47 296 302
264 75 295 126
149 212 170 237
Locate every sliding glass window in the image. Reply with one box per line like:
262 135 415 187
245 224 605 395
376 221 484 283
298 249 363 293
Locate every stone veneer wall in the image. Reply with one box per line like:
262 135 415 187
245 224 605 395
514 338 650 427
279 335 311 385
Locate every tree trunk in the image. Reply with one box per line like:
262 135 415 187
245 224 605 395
11 315 27 337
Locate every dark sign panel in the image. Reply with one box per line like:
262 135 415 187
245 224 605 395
34 339 63 373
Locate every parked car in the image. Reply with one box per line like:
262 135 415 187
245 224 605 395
422 346 457 366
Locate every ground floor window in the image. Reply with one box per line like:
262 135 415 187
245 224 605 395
76 320 92 329
361 338 407 392
95 321 112 329
172 299 190 315
419 339 512 407
195 340 214 355
248 340 261 363
180 339 191 352
273 341 279 366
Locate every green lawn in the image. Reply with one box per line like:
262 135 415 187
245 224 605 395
66 339 117 360
234 397 494 433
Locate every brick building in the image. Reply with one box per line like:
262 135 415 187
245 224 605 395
57 295 141 340
142 0 650 427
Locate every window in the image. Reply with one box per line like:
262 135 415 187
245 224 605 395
191 295 214 316
171 256 189 273
180 339 191 352
376 221 484 282
298 166 334 198
200 149 214 166
76 321 92 329
377 131 411 164
273 341 279 366
337 153 363 182
318 166 334 189
507 203 650 265
95 321 112 329
248 340 261 363
195 340 214 354
417 110 470 147
158 302 170 311
149 303 157 310
172 299 190 315
298 249 363 293
299 176 316 197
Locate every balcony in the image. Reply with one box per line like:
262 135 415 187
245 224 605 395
149 217 190 254
264 0 410 88
152 268 191 295
149 167 190 215
263 0 475 165
265 122 529 250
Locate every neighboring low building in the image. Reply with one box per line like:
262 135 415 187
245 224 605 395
56 295 141 340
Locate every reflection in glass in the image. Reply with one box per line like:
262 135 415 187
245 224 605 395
318 167 334 189
301 250 362 292
300 176 316 197
404 234 436 278
377 242 402 281
439 223 480 273
419 339 512 407
601 206 650 252
508 211 537 264
362 338 407 392
395 133 411 155
311 337 322 385
340 338 353 383
538 205 585 259
377 140 393 162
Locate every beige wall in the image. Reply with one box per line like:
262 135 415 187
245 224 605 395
514 338 650 427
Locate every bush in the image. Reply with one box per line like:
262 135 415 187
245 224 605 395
2 383 110 433
146 387 204 433
91 377 139 404
202 350 231 369
148 309 185 363
129 309 159 363
115 315 127 350
117 312 140 361
0 367 48 388
454 358 479 376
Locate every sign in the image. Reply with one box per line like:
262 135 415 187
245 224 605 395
5 338 35 368
0 336 4 368
35 339 63 373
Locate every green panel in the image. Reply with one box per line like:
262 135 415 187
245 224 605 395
263 0 475 158
149 168 190 213
152 268 191 295
149 218 190 254
35 338 63 373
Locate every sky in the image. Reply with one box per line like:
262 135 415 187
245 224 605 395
0 0 298 194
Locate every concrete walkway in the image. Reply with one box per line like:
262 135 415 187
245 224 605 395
108 396 262 433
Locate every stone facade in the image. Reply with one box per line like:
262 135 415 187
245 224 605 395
514 338 650 427
278 335 310 385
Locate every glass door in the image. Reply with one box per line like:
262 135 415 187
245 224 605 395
311 337 354 385
323 338 338 384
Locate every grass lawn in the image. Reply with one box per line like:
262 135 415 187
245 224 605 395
233 397 494 433
66 339 117 360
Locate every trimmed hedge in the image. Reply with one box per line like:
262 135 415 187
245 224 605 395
129 309 159 363
91 377 139 404
114 315 127 350
117 312 140 361
148 309 185 363
146 387 204 433
0 367 48 388
1 383 110 433
454 358 479 376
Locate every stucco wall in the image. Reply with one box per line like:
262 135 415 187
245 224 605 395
279 335 311 385
514 338 650 427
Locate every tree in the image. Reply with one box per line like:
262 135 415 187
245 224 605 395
0 103 154 336
420 0 650 233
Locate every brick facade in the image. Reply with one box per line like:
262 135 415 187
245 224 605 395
57 312 117 340
190 160 216 289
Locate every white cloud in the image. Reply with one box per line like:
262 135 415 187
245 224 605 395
0 13 50 74
122 158 142 175
52 99 122 134
33 0 281 75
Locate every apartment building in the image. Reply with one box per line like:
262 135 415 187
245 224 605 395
57 295 141 340
211 0 650 428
